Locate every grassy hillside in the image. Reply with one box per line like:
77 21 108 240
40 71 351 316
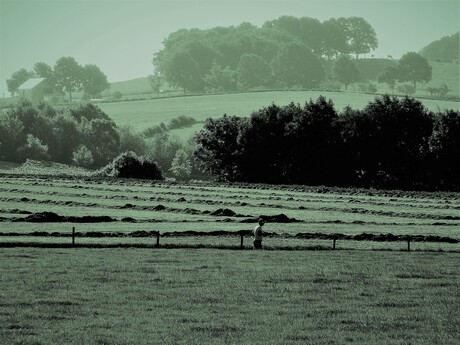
98 91 460 138
104 77 152 96
427 61 459 95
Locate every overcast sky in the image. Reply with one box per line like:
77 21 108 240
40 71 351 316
1 0 459 96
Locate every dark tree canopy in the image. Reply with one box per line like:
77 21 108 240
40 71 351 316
193 95 460 191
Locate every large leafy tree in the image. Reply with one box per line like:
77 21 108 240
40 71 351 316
397 52 432 90
6 68 34 96
272 43 324 88
81 64 110 98
194 115 247 181
338 17 378 59
53 56 82 102
33 62 53 80
334 55 360 90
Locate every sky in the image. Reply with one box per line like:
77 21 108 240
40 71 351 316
1 0 459 96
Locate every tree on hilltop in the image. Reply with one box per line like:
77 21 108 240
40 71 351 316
337 17 378 59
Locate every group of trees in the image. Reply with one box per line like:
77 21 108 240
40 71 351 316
0 101 119 167
0 100 197 180
153 16 378 93
194 95 460 191
6 57 109 102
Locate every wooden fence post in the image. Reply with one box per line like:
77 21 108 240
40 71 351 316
156 231 160 247
407 237 411 252
240 234 244 248
72 226 75 247
332 237 337 250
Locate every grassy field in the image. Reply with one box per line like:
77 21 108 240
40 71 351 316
0 248 458 344
1 174 459 344
97 91 460 135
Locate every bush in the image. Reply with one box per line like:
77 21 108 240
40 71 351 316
98 151 163 180
167 115 197 130
170 149 192 181
72 145 94 168
17 134 50 162
142 123 167 138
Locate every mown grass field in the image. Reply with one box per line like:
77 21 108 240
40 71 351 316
1 174 459 344
0 248 458 344
1 174 459 251
97 91 460 136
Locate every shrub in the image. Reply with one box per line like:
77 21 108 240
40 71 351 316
167 115 197 130
170 149 192 181
98 151 163 180
17 134 50 162
144 133 183 172
118 126 146 156
142 123 167 138
72 145 94 168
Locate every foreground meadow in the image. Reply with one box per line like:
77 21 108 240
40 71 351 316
0 248 458 344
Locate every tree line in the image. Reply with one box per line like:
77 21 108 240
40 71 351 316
6 57 110 102
194 95 460 191
0 100 197 180
153 16 378 93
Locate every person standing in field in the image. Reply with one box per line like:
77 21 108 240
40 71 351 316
253 218 265 249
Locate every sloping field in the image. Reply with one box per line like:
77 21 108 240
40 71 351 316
1 175 459 251
97 91 460 133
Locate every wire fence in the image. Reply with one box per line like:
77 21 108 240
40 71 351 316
0 227 459 252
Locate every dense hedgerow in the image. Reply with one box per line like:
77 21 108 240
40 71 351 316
194 94 460 191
